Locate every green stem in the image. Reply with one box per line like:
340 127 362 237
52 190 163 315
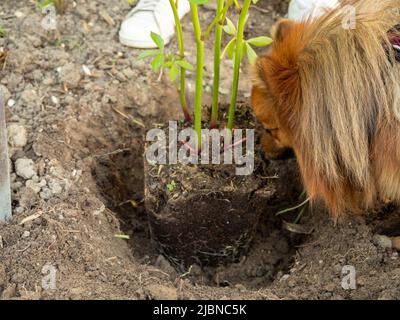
190 3 204 150
233 0 241 11
210 0 224 129
169 0 192 123
202 0 234 42
227 0 251 131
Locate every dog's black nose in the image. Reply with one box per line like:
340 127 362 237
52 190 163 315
277 148 295 160
259 147 295 162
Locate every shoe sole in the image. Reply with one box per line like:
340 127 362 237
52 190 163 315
119 5 190 49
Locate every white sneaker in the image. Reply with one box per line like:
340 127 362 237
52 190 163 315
119 0 190 48
288 0 339 21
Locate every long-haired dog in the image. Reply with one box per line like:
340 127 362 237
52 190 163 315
251 0 400 219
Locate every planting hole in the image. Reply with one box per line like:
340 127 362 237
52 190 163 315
92 147 157 261
92 139 306 288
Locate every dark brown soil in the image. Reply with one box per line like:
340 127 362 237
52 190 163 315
143 106 293 268
1 0 400 300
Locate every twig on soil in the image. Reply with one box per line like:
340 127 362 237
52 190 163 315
49 88 68 95
57 140 82 154
283 221 313 235
112 107 145 128
93 148 131 158
99 9 115 26
43 215 66 233
88 55 103 66
179 265 193 278
19 212 42 225
259 174 279 179
63 229 80 233
106 71 116 79
251 5 271 14
105 256 118 263
16 244 31 252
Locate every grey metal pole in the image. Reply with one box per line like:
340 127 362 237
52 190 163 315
0 94 11 221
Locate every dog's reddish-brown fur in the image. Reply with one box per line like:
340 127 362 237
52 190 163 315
252 0 400 219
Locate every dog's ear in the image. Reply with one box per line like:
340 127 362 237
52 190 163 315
253 19 299 92
251 56 269 91
271 19 296 42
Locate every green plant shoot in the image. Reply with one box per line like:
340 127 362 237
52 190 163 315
189 1 205 150
226 0 272 131
36 0 66 14
210 0 224 129
138 30 194 123
139 0 272 150
169 0 192 122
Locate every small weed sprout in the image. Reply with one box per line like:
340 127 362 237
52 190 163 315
276 191 310 224
36 0 53 9
138 0 272 150
0 26 6 38
166 180 177 192
36 0 67 14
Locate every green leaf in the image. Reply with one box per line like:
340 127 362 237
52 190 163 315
188 0 210 4
227 42 236 60
114 234 130 240
163 61 174 68
150 32 164 50
36 0 54 9
151 53 165 72
176 60 194 70
246 36 273 47
137 49 160 60
169 63 179 81
245 42 257 65
252 0 259 3
223 17 236 36
221 38 236 60
245 14 250 25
